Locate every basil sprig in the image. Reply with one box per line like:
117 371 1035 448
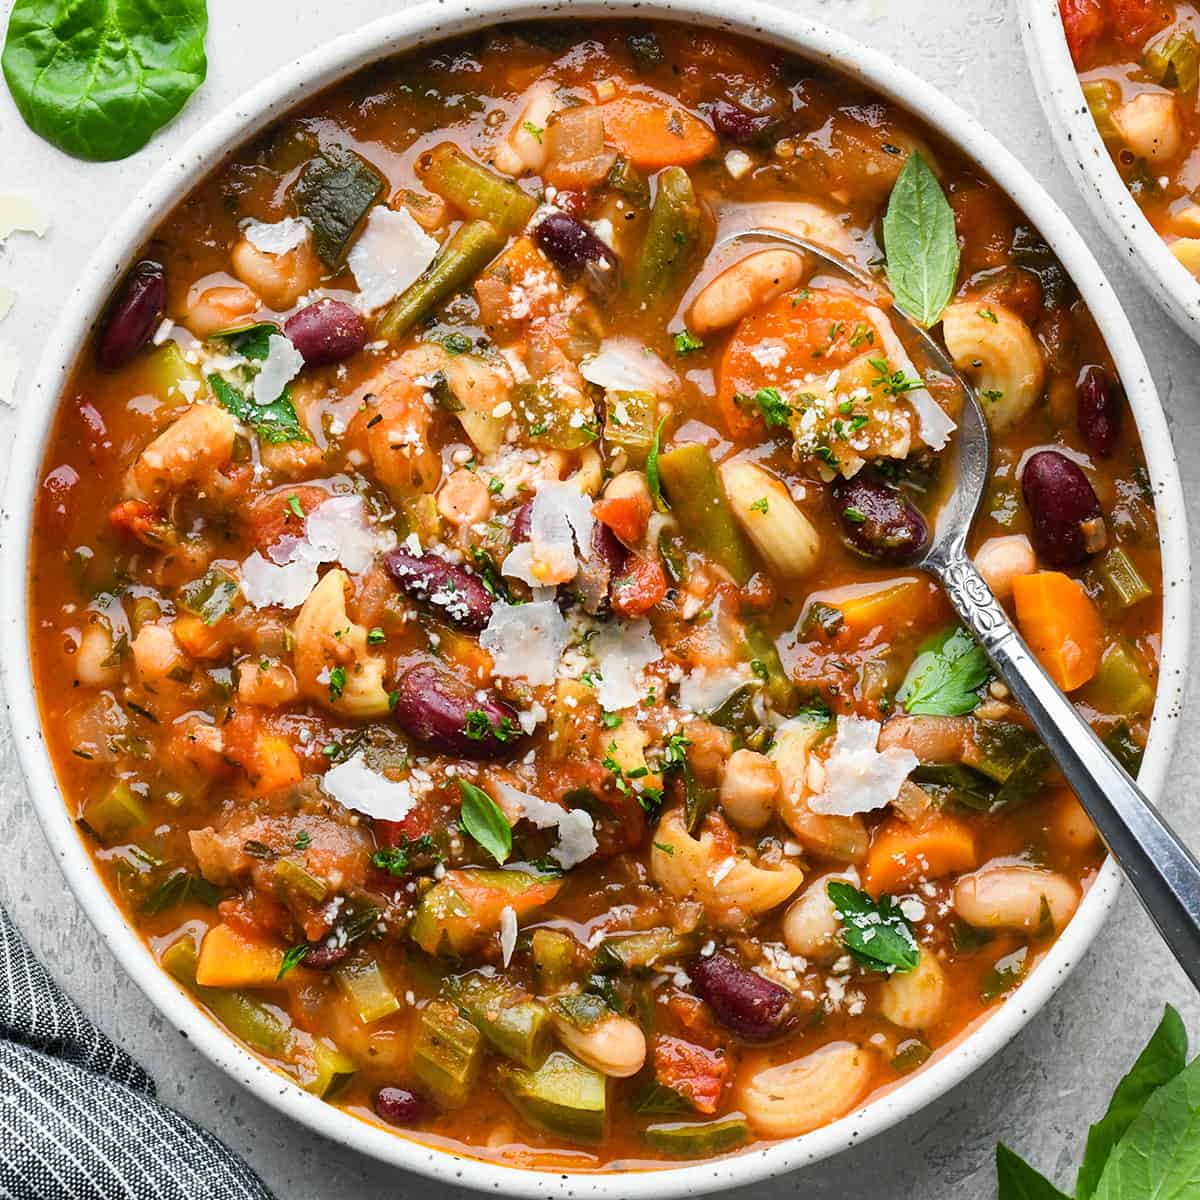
457 779 512 865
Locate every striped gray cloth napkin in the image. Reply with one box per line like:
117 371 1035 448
0 907 274 1200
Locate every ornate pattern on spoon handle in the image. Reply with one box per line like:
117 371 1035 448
932 554 1016 654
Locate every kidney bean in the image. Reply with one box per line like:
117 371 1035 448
510 499 533 545
707 99 777 145
284 298 367 366
383 548 494 632
98 259 165 369
300 941 352 971
391 663 520 757
1021 450 1106 566
831 468 928 563
576 521 627 615
533 210 619 297
1076 365 1122 459
690 951 794 1041
374 1087 429 1126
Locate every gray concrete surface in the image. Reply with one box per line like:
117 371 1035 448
2 0 1198 1196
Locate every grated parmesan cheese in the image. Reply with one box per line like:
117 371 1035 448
252 334 305 405
244 216 310 255
580 337 677 394
677 664 754 714
493 779 598 870
867 306 956 450
499 905 518 967
501 479 594 587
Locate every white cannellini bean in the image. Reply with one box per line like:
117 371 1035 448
230 235 321 311
437 468 492 527
687 249 807 335
719 459 820 578
1112 91 1181 163
782 872 853 962
553 1012 646 1078
973 534 1036 600
878 951 948 1031
75 617 121 686
491 81 558 176
952 863 1080 933
131 623 188 684
719 748 781 832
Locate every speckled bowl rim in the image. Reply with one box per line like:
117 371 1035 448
1018 0 1200 342
0 0 1189 1194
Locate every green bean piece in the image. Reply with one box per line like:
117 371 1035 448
656 443 756 585
1099 546 1153 608
378 220 506 342
419 142 538 234
443 971 552 1068
292 144 386 268
499 1050 607 1140
531 928 579 992
633 166 702 303
411 998 484 1108
1081 79 1122 141
1144 29 1200 92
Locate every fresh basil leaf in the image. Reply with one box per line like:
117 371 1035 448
1076 1005 1188 1199
646 415 669 513
211 322 279 361
827 881 919 974
209 374 308 445
3 0 208 161
996 1144 1071 1200
882 151 960 327
1092 1053 1200 1200
457 779 511 865
898 625 989 717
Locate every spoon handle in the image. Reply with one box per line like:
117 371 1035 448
933 552 1200 990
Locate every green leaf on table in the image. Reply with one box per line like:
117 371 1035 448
827 881 919 974
898 625 989 716
996 1144 1071 1200
882 151 960 327
208 373 307 445
457 779 511 865
1078 1005 1189 1198
3 0 208 161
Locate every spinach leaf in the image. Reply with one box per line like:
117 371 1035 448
1092 1053 1200 1200
1077 1005 1188 1198
827 881 919 974
3 0 208 161
996 1144 1071 1200
211 322 279 360
457 779 511 865
208 374 307 445
882 151 960 327
898 625 989 717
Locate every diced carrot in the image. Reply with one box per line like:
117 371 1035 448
863 811 978 897
822 579 930 640
195 922 285 988
1059 0 1106 65
172 612 231 660
1012 571 1103 692
593 494 651 545
653 1035 730 1114
611 555 667 617
224 710 303 797
597 96 718 169
717 289 883 436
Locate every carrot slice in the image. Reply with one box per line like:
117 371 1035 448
598 96 717 169
863 811 978 897
1012 571 1103 692
196 922 285 988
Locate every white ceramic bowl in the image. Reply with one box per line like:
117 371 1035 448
0 0 1189 1194
1019 0 1200 340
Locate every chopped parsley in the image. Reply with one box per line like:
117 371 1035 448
843 505 867 524
293 830 311 851
828 881 919 974
673 329 704 355
749 496 769 514
327 665 346 702
277 944 310 980
286 494 304 520
464 710 519 742
978 307 999 324
749 386 792 428
367 627 386 645
522 121 544 143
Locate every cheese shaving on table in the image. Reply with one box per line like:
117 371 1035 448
0 287 14 322
493 780 598 869
808 715 918 816
348 206 438 312
499 905 518 967
480 600 569 686
677 664 755 713
252 334 305 404
866 306 956 451
501 479 594 587
321 753 417 820
591 619 662 710
0 194 48 241
244 216 310 255
580 337 678 394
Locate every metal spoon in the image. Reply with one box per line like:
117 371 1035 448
720 228 1200 988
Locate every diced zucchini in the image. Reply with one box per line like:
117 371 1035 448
499 1050 607 1140
631 1079 691 1115
1099 546 1153 609
273 857 328 902
890 1038 932 1074
550 991 610 1032
292 144 386 267
82 781 146 844
144 342 205 404
1144 29 1199 92
531 928 579 992
178 565 239 626
642 1116 749 1157
300 1038 357 1098
444 971 551 1068
1087 639 1155 718
411 998 483 1108
603 389 658 456
419 142 538 234
595 929 697 974
513 378 598 450
335 956 401 1024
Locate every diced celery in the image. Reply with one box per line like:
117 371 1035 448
1100 546 1153 609
411 998 483 1107
273 857 328 902
1082 79 1121 140
643 1116 749 1158
82 781 146 844
1144 29 1199 92
419 143 538 234
499 1050 607 1140
178 566 239 626
604 389 658 456
444 972 551 1068
335 956 401 1024
514 378 598 450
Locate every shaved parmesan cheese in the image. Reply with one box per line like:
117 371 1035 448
253 334 304 405
499 905 518 967
0 343 19 407
0 287 14 321
239 552 319 609
481 600 569 686
244 216 310 255
677 664 755 713
322 753 416 821
0 194 48 241
808 716 918 816
501 479 594 587
581 337 677 394
592 619 661 710
494 780 598 869
348 206 438 312
867 306 956 450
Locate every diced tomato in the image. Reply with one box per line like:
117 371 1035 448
653 1035 730 1114
1105 0 1169 48
665 992 723 1048
611 555 667 617
1060 0 1106 65
109 498 173 547
243 485 329 555
593 494 651 546
218 892 292 942
374 799 437 846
